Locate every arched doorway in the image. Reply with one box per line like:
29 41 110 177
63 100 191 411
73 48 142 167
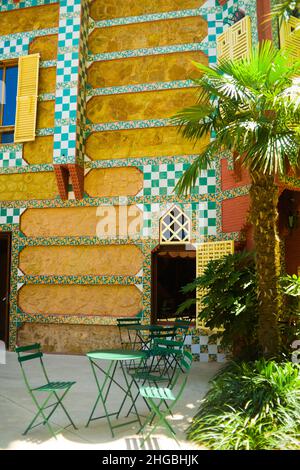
152 206 195 322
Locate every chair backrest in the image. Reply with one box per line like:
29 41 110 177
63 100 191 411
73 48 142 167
116 317 142 327
152 337 184 353
16 343 43 363
180 350 193 373
171 350 193 395
150 326 177 341
16 343 48 391
174 319 191 328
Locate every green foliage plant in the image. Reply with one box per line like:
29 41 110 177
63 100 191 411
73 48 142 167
188 359 300 450
178 251 258 360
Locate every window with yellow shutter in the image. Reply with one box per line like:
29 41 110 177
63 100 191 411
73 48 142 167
14 54 39 143
279 16 300 63
217 16 252 62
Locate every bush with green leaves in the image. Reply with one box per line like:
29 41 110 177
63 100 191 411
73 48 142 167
188 359 300 450
280 274 300 351
178 251 258 359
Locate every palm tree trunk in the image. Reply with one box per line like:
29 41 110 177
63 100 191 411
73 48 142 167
249 173 282 357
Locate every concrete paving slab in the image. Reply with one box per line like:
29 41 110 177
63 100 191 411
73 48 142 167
0 352 221 450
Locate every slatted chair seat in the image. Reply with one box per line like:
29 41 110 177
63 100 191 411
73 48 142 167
140 386 176 401
32 381 76 392
138 350 193 447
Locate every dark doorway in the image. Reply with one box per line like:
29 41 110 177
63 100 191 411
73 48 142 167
278 190 300 275
0 232 11 347
151 244 196 322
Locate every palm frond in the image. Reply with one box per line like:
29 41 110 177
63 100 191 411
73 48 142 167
174 40 300 189
172 103 218 143
271 1 300 22
175 139 220 195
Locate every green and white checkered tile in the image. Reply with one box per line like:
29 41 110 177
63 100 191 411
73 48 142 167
141 203 160 238
0 208 25 224
199 201 217 236
54 87 77 121
0 1 57 12
0 36 29 57
0 145 24 168
142 163 216 197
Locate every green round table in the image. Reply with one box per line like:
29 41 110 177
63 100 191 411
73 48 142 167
86 349 147 437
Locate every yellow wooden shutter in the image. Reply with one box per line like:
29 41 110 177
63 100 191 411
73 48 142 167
14 54 39 143
279 16 300 63
196 240 234 329
217 16 252 62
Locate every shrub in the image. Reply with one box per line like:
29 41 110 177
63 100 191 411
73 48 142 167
187 359 300 450
279 274 300 353
178 251 259 359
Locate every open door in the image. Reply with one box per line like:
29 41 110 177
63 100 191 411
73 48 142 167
151 244 196 323
0 232 11 347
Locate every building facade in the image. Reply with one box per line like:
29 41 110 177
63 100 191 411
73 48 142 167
0 0 298 361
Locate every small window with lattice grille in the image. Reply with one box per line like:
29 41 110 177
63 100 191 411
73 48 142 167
159 206 191 244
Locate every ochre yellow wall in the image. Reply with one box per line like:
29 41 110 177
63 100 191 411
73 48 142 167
20 206 142 237
84 167 143 197
0 172 57 201
14 1 209 354
17 323 122 354
0 4 59 35
38 68 57 95
86 126 209 160
19 284 142 316
23 136 54 164
90 0 205 21
29 35 58 61
86 88 198 123
87 51 208 88
88 17 207 54
20 245 143 276
36 101 55 129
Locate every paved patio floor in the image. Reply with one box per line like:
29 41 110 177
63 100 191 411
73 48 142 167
0 352 221 450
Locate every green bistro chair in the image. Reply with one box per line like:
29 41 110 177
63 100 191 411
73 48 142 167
116 317 142 350
121 339 184 419
16 343 77 438
138 350 193 447
151 337 185 374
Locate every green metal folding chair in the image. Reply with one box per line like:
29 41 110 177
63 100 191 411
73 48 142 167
116 317 142 350
16 343 77 438
138 350 193 447
121 339 183 418
151 337 185 374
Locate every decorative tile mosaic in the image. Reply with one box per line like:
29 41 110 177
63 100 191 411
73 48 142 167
88 41 216 63
0 37 29 56
0 0 57 12
198 201 217 236
53 0 85 165
87 80 195 97
0 144 25 168
0 0 261 362
0 207 25 224
141 163 216 198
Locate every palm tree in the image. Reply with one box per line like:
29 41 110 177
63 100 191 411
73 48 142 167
174 41 300 357
272 1 300 21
